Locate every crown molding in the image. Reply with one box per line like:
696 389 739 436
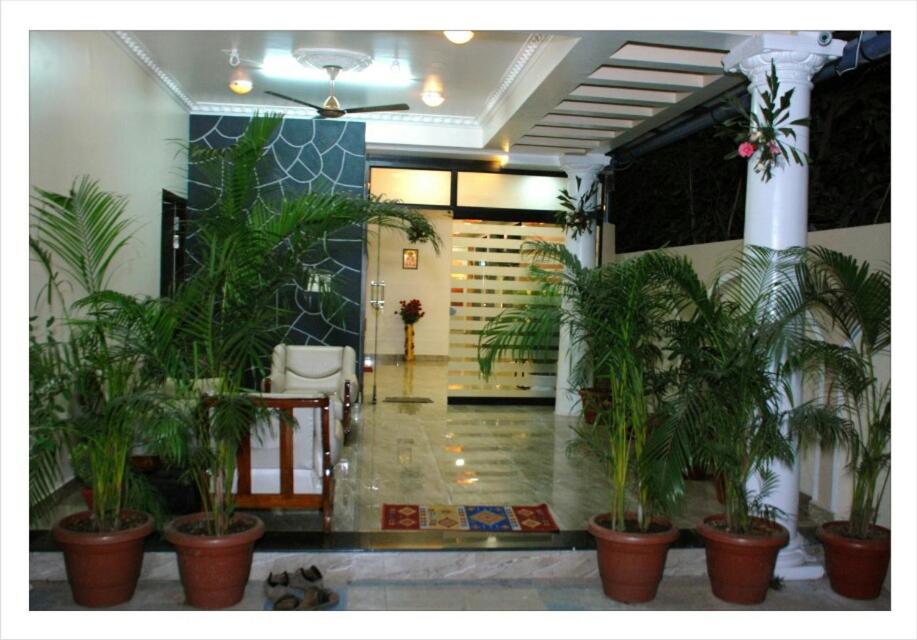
478 33 552 124
110 31 195 111
192 101 478 127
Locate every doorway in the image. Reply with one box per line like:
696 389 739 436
159 189 187 297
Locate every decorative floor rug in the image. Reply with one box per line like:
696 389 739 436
381 503 559 532
383 396 434 403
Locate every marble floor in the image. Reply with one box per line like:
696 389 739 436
332 359 607 531
326 359 832 532
28 574 889 611
34 359 833 534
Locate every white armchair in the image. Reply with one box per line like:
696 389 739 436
265 344 359 444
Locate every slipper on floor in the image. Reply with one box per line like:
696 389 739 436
272 586 339 611
264 571 295 601
288 566 323 590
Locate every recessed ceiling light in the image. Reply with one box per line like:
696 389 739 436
228 67 253 95
421 90 445 107
444 31 474 45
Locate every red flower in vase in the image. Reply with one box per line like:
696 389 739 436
397 299 425 325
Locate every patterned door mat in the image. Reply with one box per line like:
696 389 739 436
383 396 434 403
382 504 559 532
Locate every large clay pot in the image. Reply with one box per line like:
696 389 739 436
164 512 264 609
588 514 680 603
697 514 788 604
52 510 154 607
816 520 890 600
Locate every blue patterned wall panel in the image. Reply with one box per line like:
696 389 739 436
187 114 366 357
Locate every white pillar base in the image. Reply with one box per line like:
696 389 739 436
773 532 825 581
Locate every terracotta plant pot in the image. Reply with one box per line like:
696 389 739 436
52 510 154 607
164 512 265 609
816 520 890 600
588 514 680 603
697 514 788 604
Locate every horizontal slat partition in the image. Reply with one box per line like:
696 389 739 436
448 219 563 400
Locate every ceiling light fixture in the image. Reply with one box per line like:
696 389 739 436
261 48 413 87
228 66 253 95
421 90 445 107
444 31 474 45
227 47 253 95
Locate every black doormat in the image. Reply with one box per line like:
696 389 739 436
383 396 434 403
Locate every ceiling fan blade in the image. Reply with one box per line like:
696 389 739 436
264 90 324 111
343 103 411 115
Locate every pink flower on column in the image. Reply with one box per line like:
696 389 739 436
769 142 780 155
738 142 756 158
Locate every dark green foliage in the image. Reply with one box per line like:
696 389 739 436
159 115 441 535
650 246 816 534
478 243 696 531
794 247 890 538
29 115 441 535
29 178 186 531
555 176 602 239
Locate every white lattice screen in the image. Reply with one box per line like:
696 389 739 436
448 220 564 399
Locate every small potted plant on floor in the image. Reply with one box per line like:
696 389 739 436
479 243 692 602
30 178 180 607
160 115 440 608
658 246 834 605
796 248 891 599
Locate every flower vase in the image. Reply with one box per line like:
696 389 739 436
404 324 415 362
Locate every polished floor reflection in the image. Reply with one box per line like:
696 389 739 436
34 359 832 534
333 360 607 531
329 359 831 533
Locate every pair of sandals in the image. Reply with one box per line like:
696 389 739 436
264 566 339 611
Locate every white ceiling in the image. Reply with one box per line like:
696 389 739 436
116 30 764 165
128 30 539 118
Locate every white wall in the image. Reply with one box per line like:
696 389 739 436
29 31 189 314
29 31 189 487
616 223 891 527
364 210 453 357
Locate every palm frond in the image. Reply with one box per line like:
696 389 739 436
31 176 132 296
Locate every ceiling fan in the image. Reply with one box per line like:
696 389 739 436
266 65 409 119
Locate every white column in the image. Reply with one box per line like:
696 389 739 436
723 31 844 580
554 155 605 416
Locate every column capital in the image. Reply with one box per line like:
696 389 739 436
560 154 606 181
723 31 845 89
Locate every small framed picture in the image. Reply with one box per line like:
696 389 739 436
402 248 418 270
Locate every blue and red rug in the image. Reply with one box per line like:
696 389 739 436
381 503 559 532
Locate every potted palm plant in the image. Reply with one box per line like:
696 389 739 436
479 242 691 603
796 247 891 599
29 177 181 607
655 246 834 604
159 114 440 608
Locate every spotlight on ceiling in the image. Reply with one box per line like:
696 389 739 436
421 90 445 107
228 67 253 95
444 31 474 45
227 48 253 95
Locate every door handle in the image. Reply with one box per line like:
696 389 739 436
370 280 385 310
